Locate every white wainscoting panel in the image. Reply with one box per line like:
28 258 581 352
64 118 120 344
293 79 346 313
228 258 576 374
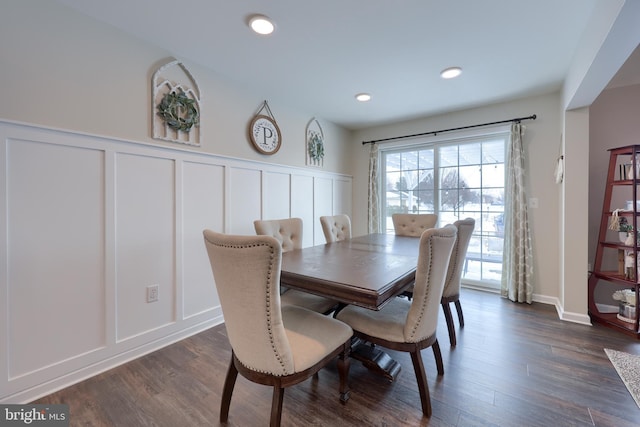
115 153 176 341
334 178 353 218
182 160 224 319
263 171 291 221
313 177 334 243
227 167 261 235
290 174 315 248
0 120 351 403
6 139 106 380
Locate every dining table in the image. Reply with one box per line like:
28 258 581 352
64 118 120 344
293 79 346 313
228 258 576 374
280 233 422 380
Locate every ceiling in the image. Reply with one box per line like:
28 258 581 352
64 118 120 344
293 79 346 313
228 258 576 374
54 0 627 130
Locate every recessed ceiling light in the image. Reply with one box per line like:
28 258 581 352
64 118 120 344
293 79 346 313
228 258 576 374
249 15 275 35
440 67 462 79
355 93 371 102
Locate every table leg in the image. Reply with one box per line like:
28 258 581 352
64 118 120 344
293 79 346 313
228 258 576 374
350 339 401 382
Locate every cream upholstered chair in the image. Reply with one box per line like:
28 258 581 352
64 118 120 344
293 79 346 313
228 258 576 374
253 218 339 315
203 230 352 427
441 218 475 346
320 214 352 243
393 213 438 300
336 225 456 417
253 217 303 253
392 213 438 236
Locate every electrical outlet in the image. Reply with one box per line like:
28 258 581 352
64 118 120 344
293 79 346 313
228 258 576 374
147 284 159 303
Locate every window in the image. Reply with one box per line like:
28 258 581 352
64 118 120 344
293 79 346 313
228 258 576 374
381 133 507 288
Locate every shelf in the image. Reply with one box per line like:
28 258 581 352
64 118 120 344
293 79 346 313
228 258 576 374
591 271 638 286
589 312 638 335
604 210 639 215
599 241 636 250
610 179 636 185
589 145 640 339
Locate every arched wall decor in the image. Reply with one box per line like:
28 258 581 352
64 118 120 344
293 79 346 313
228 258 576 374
152 59 201 146
306 117 324 167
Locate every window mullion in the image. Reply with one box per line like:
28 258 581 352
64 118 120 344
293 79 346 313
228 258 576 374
434 146 440 219
379 133 506 289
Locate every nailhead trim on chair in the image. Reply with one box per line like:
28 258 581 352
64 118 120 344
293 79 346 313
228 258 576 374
407 229 455 342
209 239 288 375
408 235 433 341
444 243 460 289
265 247 287 373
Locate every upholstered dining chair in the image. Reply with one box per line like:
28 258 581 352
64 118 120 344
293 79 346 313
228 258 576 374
441 218 475 346
393 213 438 300
336 225 456 417
253 218 340 315
320 214 352 243
392 213 438 236
203 230 353 427
253 217 304 253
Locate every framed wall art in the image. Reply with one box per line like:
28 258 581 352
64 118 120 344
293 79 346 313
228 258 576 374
152 59 201 146
306 117 324 167
248 101 282 155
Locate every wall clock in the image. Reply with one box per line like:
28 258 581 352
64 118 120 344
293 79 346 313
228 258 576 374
249 114 282 155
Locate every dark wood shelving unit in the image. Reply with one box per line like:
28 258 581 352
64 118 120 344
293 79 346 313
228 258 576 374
588 145 640 338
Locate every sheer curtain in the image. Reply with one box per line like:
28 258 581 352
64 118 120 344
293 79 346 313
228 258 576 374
501 123 534 303
368 143 380 233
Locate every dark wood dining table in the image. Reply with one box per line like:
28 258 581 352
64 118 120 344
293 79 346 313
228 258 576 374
280 233 422 380
280 233 421 311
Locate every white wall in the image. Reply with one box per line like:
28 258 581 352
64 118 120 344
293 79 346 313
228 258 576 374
589 84 640 261
561 108 590 320
0 1 354 403
349 93 563 304
562 0 626 111
0 120 351 403
2 0 639 402
558 0 640 326
0 1 354 177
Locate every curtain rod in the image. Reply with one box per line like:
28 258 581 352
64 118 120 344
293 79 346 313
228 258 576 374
361 114 537 145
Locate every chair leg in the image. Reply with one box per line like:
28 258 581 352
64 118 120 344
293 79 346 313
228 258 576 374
454 299 464 328
270 386 285 427
441 301 457 346
432 339 444 376
220 357 238 423
337 343 351 403
409 349 432 417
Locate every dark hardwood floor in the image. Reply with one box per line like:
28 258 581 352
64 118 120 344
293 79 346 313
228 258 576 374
36 288 640 426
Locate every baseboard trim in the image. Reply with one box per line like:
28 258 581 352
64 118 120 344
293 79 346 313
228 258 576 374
2 317 223 404
532 293 592 326
463 286 592 326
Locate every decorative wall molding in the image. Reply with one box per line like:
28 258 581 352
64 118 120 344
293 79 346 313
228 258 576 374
0 119 351 403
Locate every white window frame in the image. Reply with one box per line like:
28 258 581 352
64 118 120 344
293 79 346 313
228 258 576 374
376 126 509 289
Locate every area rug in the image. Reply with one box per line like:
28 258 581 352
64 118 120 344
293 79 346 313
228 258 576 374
605 348 640 408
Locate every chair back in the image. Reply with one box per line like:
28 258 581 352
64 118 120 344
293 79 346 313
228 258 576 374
442 218 475 299
202 230 294 376
392 213 438 237
253 217 303 253
404 225 456 342
320 214 352 243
